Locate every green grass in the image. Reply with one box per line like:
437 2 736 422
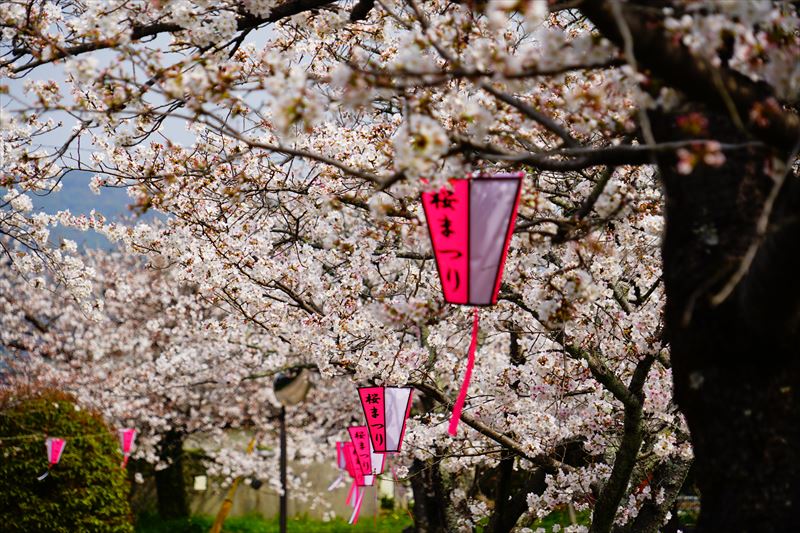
135 512 412 533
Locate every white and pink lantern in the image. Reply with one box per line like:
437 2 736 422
327 442 349 491
347 426 374 484
357 386 413 453
118 428 137 468
421 172 523 435
343 442 364 486
421 173 523 306
342 439 369 525
367 439 386 477
336 441 348 472
37 437 66 480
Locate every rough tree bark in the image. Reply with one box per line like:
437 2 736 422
485 461 548 533
580 2 800 530
486 452 516 533
154 430 189 519
654 105 800 531
407 457 450 533
614 457 692 533
588 355 653 533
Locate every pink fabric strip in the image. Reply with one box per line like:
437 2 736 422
448 308 479 436
349 487 365 524
327 473 344 491
346 480 356 506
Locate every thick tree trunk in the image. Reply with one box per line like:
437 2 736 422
155 430 189 519
407 457 449 533
485 461 547 533
613 457 692 533
589 356 652 533
655 107 800 531
486 452 515 533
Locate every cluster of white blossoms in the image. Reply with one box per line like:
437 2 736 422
3 0 798 529
243 0 280 19
665 1 800 101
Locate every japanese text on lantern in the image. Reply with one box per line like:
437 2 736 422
358 387 386 450
348 426 372 477
421 180 469 304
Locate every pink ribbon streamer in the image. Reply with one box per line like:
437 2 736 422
327 473 345 491
346 480 356 506
448 307 479 436
348 486 365 525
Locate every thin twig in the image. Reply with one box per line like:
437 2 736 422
709 136 800 306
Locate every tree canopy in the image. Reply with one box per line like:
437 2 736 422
2 1 799 531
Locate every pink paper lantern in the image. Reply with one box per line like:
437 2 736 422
343 442 365 487
347 426 373 479
369 440 386 477
342 442 366 524
336 441 347 471
357 386 413 453
327 442 350 491
343 428 385 525
421 173 523 306
344 430 379 526
118 428 137 468
37 437 66 480
421 172 524 435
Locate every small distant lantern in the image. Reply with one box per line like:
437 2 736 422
37 437 66 480
347 426 376 485
357 387 413 453
343 437 373 525
327 442 350 491
118 428 137 468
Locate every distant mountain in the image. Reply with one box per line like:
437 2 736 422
30 170 161 250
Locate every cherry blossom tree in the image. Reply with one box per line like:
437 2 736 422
0 248 379 519
2 1 799 531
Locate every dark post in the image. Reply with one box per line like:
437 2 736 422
279 405 287 533
273 368 310 533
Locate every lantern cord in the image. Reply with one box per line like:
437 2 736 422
448 307 480 436
373 483 378 530
388 454 416 523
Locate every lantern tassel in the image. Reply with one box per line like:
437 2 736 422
327 473 344 491
448 307 479 436
120 454 130 469
348 486 365 524
37 465 51 481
